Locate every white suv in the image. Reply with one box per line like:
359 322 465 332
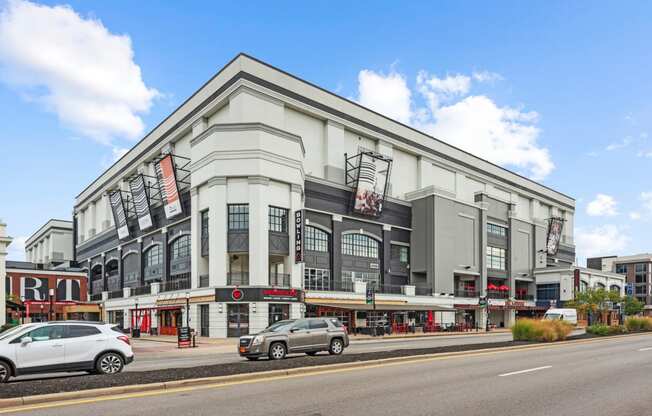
0 321 134 383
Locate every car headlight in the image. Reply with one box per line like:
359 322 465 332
251 336 263 346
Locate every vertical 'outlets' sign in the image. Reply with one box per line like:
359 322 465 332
294 210 304 263
353 153 392 217
109 190 129 240
546 217 564 256
155 154 182 219
129 174 153 231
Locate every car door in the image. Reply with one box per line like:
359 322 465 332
308 319 330 349
64 325 107 367
14 325 66 372
287 320 311 351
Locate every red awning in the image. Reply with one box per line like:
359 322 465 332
487 284 498 290
498 285 510 291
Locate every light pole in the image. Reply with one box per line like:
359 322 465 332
20 296 25 324
49 288 55 321
185 292 190 328
40 304 44 322
134 297 139 336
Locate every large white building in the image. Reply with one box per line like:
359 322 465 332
25 219 74 267
73 54 576 338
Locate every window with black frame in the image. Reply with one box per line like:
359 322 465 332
201 210 209 257
171 235 190 259
305 226 329 252
342 233 379 258
268 206 288 233
228 204 249 230
145 245 162 267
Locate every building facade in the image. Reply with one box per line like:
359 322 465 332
534 266 625 306
0 221 12 326
588 254 652 311
73 54 576 338
25 219 74 267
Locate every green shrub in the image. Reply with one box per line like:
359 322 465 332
587 324 610 336
625 316 652 331
512 319 573 342
609 325 628 335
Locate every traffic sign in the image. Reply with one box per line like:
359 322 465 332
366 288 375 305
626 283 634 296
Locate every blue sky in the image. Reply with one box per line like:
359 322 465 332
0 1 650 261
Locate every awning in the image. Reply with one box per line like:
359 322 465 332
307 302 455 312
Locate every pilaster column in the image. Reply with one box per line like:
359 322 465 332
331 215 343 288
208 177 227 286
248 176 270 286
161 227 168 282
478 197 489 330
190 187 200 288
323 120 345 183
382 224 392 285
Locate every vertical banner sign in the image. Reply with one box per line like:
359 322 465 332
545 217 564 256
109 191 130 240
353 153 392 217
294 210 304 263
129 174 153 231
155 154 182 219
573 268 581 292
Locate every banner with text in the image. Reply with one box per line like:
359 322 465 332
545 217 564 256
109 190 130 239
353 152 392 217
155 154 183 219
129 174 153 231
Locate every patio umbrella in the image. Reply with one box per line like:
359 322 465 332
487 283 498 291
498 285 509 291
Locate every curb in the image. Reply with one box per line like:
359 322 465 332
2 332 650 410
350 330 511 343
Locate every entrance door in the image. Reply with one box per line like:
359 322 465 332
268 304 289 327
199 305 210 337
227 304 249 337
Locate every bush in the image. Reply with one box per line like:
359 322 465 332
587 324 610 336
625 317 652 332
512 319 573 342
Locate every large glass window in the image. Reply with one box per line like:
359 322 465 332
144 245 162 267
616 264 627 274
487 223 507 237
304 268 331 290
537 284 560 301
305 226 329 252
201 210 209 257
171 235 190 259
399 246 409 263
228 204 249 230
342 234 379 258
268 206 289 232
486 246 506 270
636 263 647 273
342 270 380 287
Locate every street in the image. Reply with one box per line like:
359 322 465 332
4 334 651 415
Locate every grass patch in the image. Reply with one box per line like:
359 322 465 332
512 319 573 342
625 316 652 332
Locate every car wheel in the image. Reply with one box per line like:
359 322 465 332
306 351 318 356
246 357 259 361
96 353 124 375
329 338 344 355
268 342 287 360
0 361 10 383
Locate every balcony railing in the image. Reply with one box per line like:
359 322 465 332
332 279 355 292
455 289 480 298
227 272 249 286
373 283 403 294
90 293 102 302
415 286 433 296
107 290 123 300
132 285 151 296
487 290 509 299
269 273 290 287
199 274 210 288
515 294 535 301
161 278 191 292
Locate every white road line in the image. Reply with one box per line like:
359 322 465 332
638 347 652 351
498 366 552 377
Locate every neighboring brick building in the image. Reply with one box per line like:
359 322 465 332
587 254 652 314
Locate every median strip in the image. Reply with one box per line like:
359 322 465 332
498 365 552 377
637 347 652 351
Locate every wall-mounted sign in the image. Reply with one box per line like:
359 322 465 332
129 174 153 231
545 217 564 256
109 191 129 239
294 210 304 263
155 154 183 219
215 287 303 303
352 152 392 217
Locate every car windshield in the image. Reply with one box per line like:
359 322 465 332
0 324 37 341
261 320 296 333
544 313 562 320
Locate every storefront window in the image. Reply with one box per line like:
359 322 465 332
304 268 331 290
305 226 329 252
227 304 249 337
342 234 379 258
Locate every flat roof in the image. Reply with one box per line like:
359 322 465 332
25 219 73 247
75 53 575 209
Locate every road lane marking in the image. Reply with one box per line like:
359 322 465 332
638 347 652 351
498 366 552 377
2 333 651 414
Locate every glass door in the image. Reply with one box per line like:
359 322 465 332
227 304 249 337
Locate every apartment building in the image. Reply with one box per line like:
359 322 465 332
73 54 576 337
588 254 652 311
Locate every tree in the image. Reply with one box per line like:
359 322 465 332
623 296 644 316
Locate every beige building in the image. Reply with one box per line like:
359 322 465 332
0 220 13 326
25 219 74 267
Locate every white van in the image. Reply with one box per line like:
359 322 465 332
543 308 578 325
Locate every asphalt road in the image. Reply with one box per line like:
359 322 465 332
6 333 652 416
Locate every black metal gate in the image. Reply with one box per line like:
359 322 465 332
200 304 210 337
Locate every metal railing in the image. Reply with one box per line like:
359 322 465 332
107 290 123 299
487 290 509 299
269 273 291 287
90 293 102 301
373 283 403 294
332 279 355 292
227 272 249 286
415 286 433 296
132 285 151 296
454 289 480 298
515 294 535 301
199 274 210 288
161 278 191 292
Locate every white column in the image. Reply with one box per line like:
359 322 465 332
323 120 345 183
209 302 227 338
417 156 433 189
190 187 200 288
0 221 12 326
248 176 270 286
88 201 97 237
285 184 304 289
208 177 228 286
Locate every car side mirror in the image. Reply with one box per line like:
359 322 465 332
21 337 33 345
290 328 298 333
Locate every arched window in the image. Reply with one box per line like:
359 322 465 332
580 280 588 292
595 282 606 289
144 245 162 267
171 235 190 259
305 226 329 252
342 233 379 258
610 284 621 293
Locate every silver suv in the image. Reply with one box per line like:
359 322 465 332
239 318 349 360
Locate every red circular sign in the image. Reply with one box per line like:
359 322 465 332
231 288 244 301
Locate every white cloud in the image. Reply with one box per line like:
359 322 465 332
575 225 628 261
640 192 652 212
629 212 641 220
586 194 618 217
357 69 412 124
6 235 26 261
355 67 554 180
472 70 504 83
0 0 159 144
605 137 632 151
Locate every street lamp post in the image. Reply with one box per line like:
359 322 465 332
185 292 190 328
134 297 139 336
40 304 44 322
49 288 55 321
20 296 25 324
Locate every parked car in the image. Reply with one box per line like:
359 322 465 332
543 308 578 325
239 318 349 360
0 321 134 383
